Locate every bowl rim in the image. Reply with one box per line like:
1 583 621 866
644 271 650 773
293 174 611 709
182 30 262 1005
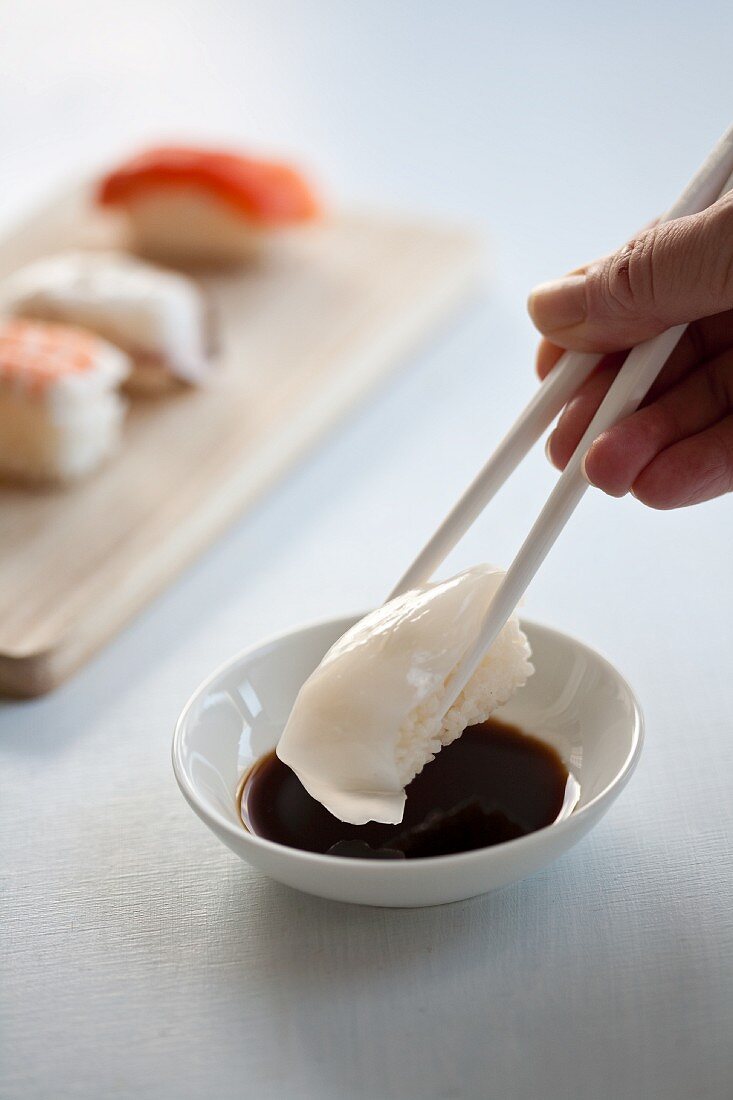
172 613 644 872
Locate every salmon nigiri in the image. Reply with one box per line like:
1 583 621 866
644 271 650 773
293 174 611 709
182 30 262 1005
0 318 129 483
96 145 321 266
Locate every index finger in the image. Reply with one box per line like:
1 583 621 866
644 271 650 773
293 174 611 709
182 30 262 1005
536 339 565 379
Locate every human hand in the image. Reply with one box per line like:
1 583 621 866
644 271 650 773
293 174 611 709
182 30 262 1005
528 192 733 508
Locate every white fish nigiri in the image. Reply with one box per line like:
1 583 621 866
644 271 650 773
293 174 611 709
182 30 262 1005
277 565 533 826
0 251 211 394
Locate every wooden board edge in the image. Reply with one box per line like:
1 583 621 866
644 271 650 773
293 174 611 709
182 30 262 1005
0 649 60 699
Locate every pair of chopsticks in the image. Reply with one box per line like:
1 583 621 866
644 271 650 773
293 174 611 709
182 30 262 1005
389 122 733 710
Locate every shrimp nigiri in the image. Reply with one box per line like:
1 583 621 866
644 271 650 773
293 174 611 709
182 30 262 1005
0 318 129 483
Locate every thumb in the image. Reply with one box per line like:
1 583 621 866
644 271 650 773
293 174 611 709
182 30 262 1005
527 192 733 352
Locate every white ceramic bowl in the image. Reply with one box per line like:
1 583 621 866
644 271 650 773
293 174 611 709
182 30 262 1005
173 616 643 907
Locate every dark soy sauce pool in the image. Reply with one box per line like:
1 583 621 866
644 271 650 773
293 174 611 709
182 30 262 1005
238 718 578 859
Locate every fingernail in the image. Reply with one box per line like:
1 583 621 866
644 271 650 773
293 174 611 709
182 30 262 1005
544 433 554 464
581 453 595 486
528 274 587 332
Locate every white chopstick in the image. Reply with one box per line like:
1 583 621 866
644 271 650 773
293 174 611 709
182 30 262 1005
387 349 604 599
389 122 733 602
439 124 733 711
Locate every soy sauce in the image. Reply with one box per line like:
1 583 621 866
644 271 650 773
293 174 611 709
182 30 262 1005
238 718 577 859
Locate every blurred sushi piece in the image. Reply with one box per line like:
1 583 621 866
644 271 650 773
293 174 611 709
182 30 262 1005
0 251 211 396
96 145 320 266
0 318 129 484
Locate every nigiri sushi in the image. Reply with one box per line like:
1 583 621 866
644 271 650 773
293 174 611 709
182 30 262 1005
96 145 320 266
276 565 533 825
0 318 129 484
0 251 210 395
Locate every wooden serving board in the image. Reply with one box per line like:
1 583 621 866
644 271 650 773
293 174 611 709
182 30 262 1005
0 185 480 696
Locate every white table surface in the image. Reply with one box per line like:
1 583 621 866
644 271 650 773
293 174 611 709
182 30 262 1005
1 3 732 1098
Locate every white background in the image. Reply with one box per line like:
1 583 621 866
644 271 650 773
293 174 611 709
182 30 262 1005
1 3 732 1098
